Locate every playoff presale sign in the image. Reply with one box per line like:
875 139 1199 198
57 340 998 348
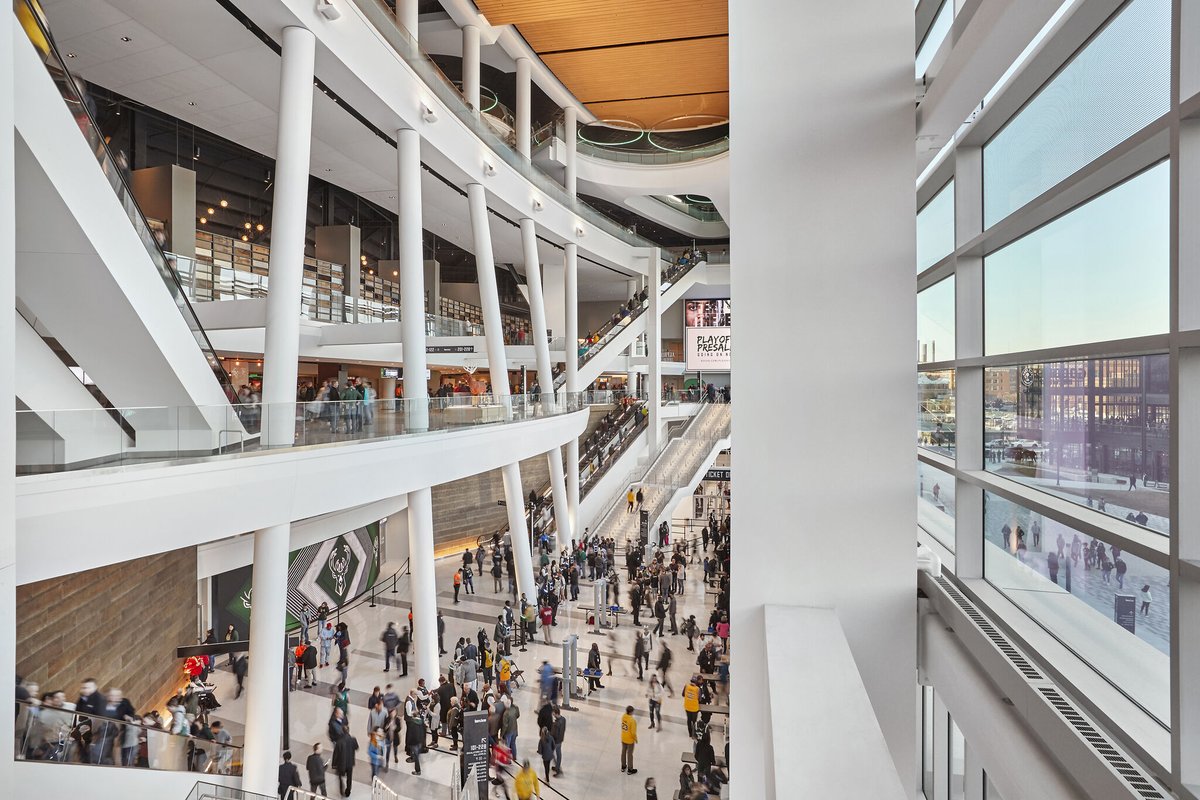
686 326 732 371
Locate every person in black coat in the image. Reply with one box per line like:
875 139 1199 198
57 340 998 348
278 751 302 798
405 713 426 775
331 732 359 796
306 743 328 795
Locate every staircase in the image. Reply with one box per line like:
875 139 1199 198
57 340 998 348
592 402 732 545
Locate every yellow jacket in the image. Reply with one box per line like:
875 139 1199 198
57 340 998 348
514 766 540 799
620 713 638 744
683 683 701 713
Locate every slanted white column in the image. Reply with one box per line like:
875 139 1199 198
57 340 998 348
564 243 580 535
522 218 573 548
645 249 662 453
468 183 536 598
396 0 419 39
242 522 289 795
397 126 438 680
516 57 532 158
0 8 16 790
563 107 578 196
261 26 316 447
462 25 481 113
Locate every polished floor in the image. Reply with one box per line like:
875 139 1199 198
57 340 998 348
208 539 727 799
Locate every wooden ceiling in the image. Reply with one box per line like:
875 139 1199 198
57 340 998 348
474 0 728 130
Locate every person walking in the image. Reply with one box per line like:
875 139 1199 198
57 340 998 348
223 623 240 666
438 610 448 656
381 623 399 672
502 696 521 761
1141 584 1153 615
684 615 698 652
658 642 674 696
646 674 664 730
635 488 645 510
405 710 425 775
668 593 678 635
306 743 328 795
514 759 542 800
619 705 638 775
537 727 555 783
550 705 566 777
627 488 636 513
368 731 384 780
633 632 647 680
278 751 302 799
682 676 701 738
454 569 463 603
540 603 554 644
653 596 666 637
464 564 475 595
318 621 336 668
332 729 358 796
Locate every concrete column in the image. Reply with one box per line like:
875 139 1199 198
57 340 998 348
646 249 662 452
729 0 916 794
462 25 481 113
564 243 580 533
315 225 361 323
0 7 16 790
516 57 532 158
396 0 419 39
563 106 578 196
467 183 537 599
261 26 316 447
242 522 290 795
624 277 638 389
406 487 439 682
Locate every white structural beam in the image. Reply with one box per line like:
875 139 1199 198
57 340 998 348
398 125 438 683
467 183 536 599
261 26 316 447
645 248 662 453
516 57 532 159
730 0 917 796
564 107 578 197
0 5 15 791
563 242 580 535
242 522 290 795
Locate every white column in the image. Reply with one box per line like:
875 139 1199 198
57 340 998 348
625 278 638 390
646 249 662 453
242 523 290 795
0 7 15 790
516 57 532 158
730 0 916 794
467 184 537 598
397 126 438 679
522 217 573 547
563 107 578 197
406 487 439 681
261 26 316 447
397 0 419 39
564 243 580 534
462 25 481 113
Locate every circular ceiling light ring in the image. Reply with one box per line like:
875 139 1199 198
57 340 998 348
646 131 729 153
649 114 729 133
577 119 645 148
683 194 713 205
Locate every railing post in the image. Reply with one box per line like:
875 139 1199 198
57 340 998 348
392 572 398 593
369 586 376 608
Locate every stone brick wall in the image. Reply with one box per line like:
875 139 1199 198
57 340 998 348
16 547 198 711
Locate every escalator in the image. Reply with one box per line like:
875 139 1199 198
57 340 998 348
13 0 247 468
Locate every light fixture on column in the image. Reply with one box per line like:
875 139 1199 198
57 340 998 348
483 161 497 177
421 103 438 123
317 0 342 20
531 197 543 212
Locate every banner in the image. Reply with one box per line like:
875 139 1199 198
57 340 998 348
686 326 732 372
211 522 382 637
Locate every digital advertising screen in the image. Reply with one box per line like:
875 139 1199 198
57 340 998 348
685 298 731 371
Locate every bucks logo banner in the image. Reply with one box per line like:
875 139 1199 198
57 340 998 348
211 522 382 636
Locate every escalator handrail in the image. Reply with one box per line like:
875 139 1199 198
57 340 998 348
14 0 236 397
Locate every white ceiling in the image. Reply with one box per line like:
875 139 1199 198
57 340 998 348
40 0 634 300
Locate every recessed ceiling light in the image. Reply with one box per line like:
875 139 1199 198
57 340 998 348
120 36 132 42
393 270 398 277
241 234 249 242
219 199 229 208
244 222 252 230
207 207 215 215
256 223 264 232
66 52 77 58
188 101 196 106
324 168 332 172
199 216 207 224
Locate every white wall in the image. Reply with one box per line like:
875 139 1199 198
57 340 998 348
730 0 917 796
14 760 240 800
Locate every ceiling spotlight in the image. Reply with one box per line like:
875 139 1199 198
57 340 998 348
392 270 399 277
575 225 586 237
192 145 200 160
207 207 215 215
199 216 207 224
483 162 497 177
256 223 264 232
317 0 342 21
120 36 132 42
241 234 249 242
531 197 543 212
324 168 333 172
219 199 229 208
66 52 76 58
244 222 252 230
421 103 438 124
188 101 197 107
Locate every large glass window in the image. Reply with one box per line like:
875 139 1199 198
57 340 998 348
984 162 1169 355
984 492 1170 721
949 718 966 800
918 276 956 363
917 180 955 272
919 370 956 457
922 687 935 799
983 0 1171 226
918 461 956 550
984 356 1170 535
916 0 954 79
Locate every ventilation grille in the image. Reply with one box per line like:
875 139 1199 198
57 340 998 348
935 576 1043 680
931 575 1169 800
1037 687 1165 800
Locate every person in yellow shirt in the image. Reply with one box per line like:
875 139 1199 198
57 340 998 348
499 656 512 694
627 488 636 513
619 705 638 774
683 677 701 739
514 759 541 799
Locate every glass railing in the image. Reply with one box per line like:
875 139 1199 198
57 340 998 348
653 195 725 222
187 783 274 800
347 0 661 249
15 699 242 775
15 393 586 475
15 0 236 399
575 136 729 165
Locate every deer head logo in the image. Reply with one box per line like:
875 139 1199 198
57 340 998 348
328 543 352 597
